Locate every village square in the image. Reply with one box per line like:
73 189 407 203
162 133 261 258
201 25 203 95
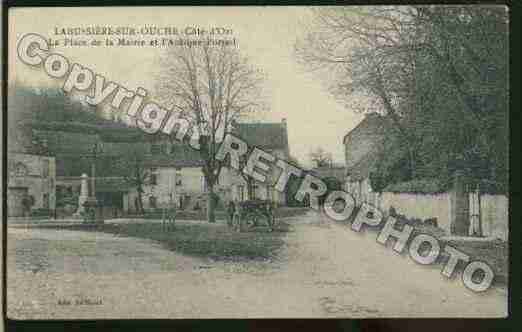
6 5 509 319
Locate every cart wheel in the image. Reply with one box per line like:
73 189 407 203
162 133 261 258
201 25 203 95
244 213 256 228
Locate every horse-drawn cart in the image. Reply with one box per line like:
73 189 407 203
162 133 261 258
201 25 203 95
231 200 276 232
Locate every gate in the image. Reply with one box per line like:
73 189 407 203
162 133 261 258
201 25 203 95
468 184 482 237
8 187 29 217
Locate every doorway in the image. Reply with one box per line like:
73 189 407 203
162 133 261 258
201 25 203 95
8 187 29 217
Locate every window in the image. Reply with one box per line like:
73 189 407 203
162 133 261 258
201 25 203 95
14 162 28 177
175 168 182 186
42 159 50 178
252 185 259 200
151 144 161 155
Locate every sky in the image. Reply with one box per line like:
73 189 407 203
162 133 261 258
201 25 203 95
9 6 364 167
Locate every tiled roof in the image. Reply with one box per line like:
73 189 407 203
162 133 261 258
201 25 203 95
234 122 288 151
143 145 205 168
343 113 393 145
95 177 133 192
34 130 100 155
98 125 151 142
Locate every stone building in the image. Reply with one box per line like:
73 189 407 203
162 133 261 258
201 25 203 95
123 144 208 212
7 123 56 217
343 112 393 203
219 119 290 205
7 153 57 217
29 118 290 214
125 119 291 211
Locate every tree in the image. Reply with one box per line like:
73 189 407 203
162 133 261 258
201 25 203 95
296 6 508 192
412 6 508 190
155 43 267 222
114 143 151 214
8 84 115 161
309 147 333 168
296 7 421 177
9 84 106 125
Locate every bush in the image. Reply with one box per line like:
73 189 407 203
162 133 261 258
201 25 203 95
121 206 309 221
273 207 310 218
146 208 164 215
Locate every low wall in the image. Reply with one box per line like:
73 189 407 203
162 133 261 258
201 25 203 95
365 191 508 240
347 178 508 239
120 206 309 221
372 192 452 234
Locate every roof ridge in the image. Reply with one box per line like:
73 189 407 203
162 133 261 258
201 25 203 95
343 112 391 144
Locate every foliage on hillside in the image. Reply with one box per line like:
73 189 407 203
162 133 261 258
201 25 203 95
9 85 106 125
8 85 154 177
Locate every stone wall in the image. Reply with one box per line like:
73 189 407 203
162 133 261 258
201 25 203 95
374 192 452 234
346 180 508 240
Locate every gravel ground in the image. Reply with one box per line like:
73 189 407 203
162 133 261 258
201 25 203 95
7 212 507 319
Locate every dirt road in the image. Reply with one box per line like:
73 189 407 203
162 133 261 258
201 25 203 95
7 212 507 319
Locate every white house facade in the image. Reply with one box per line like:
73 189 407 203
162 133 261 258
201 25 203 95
123 119 291 212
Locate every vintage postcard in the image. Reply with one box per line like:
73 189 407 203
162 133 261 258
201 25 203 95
5 5 509 319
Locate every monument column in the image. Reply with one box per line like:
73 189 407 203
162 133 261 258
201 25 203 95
74 173 89 217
